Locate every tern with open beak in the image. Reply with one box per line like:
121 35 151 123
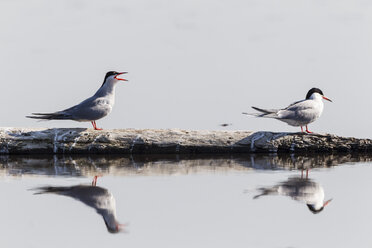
27 71 128 130
33 176 125 233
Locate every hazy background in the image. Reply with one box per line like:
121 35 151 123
0 0 371 138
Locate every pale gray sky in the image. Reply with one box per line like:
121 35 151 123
0 0 371 138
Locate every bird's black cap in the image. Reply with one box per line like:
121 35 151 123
306 88 324 100
101 71 121 87
105 71 120 78
306 204 324 214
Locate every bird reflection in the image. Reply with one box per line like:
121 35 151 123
34 176 124 233
254 170 332 214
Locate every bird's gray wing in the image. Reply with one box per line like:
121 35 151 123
57 96 109 121
277 99 312 120
280 178 319 198
26 96 99 120
34 185 110 210
285 99 306 109
60 96 97 113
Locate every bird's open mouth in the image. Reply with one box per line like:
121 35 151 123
114 72 128 81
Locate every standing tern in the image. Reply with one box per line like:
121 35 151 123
27 71 128 130
243 88 332 133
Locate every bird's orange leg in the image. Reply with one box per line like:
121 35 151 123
92 175 103 186
301 126 304 133
92 176 98 186
305 125 312 133
92 121 103 130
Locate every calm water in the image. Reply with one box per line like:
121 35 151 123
1 154 372 248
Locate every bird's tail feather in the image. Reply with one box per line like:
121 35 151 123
253 187 278 199
242 106 279 118
33 186 71 195
26 112 71 120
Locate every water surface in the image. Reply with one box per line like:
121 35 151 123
1 154 371 248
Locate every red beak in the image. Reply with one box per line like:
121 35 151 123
323 199 333 207
116 223 126 233
114 72 128 81
322 96 332 102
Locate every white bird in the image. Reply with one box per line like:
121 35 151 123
33 176 124 233
243 88 332 133
253 172 332 214
27 71 128 130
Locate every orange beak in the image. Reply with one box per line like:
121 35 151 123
323 199 333 207
116 223 127 233
322 96 332 102
114 72 128 81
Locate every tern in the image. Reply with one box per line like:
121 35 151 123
243 88 332 133
27 71 128 130
253 171 332 214
33 176 125 233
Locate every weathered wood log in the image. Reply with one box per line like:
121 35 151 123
0 127 371 154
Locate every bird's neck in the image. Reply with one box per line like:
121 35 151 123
308 93 324 113
313 201 324 209
94 80 117 98
309 93 323 102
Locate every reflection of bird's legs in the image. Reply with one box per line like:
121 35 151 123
92 175 99 186
300 169 309 179
92 174 103 186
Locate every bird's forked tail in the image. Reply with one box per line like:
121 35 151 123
26 112 71 120
242 106 279 118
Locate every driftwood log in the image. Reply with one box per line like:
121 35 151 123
0 128 371 154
